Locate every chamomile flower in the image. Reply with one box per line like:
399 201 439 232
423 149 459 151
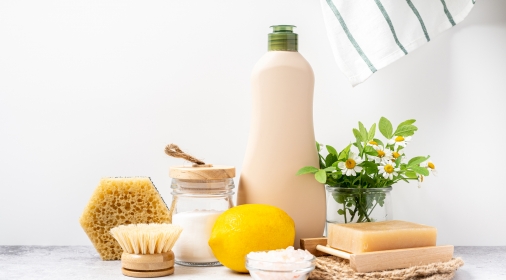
392 149 404 161
391 149 407 164
369 145 393 164
421 160 438 176
378 160 399 180
388 136 411 149
338 152 363 176
367 140 379 149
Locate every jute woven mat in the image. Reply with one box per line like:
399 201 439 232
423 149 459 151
309 256 464 280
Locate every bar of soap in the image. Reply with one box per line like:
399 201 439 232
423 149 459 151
327 220 437 253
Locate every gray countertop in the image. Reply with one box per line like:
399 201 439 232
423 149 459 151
0 246 505 280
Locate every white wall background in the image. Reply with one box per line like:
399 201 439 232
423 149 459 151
1 0 505 246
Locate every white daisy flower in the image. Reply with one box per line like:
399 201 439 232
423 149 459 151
421 161 438 176
391 149 408 164
391 149 404 161
388 136 412 149
338 152 363 176
378 160 399 180
367 140 379 149
369 145 393 164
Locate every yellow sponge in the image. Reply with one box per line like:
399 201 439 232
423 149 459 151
79 177 171 260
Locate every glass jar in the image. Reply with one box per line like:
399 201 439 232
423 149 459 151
169 165 235 267
326 186 392 225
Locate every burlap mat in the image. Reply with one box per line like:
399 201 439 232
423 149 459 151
309 256 464 280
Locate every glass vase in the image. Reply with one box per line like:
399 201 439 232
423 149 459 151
326 186 392 224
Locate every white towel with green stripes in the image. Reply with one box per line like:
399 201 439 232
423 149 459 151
321 0 475 86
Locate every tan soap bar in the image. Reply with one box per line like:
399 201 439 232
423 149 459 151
327 220 437 253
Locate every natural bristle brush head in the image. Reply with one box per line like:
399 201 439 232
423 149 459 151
110 223 183 278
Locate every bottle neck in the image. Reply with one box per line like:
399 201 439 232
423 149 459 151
268 25 298 52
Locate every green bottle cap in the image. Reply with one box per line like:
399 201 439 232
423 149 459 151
268 25 298 52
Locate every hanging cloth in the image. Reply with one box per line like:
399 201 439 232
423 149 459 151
321 0 476 86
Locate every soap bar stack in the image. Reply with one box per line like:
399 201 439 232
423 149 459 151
321 220 453 273
327 220 437 253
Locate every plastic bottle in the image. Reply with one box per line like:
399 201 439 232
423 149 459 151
237 25 325 247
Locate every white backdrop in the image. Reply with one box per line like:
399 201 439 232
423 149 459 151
1 0 505 246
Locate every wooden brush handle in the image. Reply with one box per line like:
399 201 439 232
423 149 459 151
121 251 174 278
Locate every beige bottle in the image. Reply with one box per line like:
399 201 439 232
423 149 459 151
237 25 325 247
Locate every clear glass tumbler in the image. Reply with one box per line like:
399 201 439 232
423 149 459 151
326 186 392 225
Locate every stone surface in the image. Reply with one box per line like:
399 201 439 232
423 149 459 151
0 246 505 279
453 246 506 280
0 246 248 280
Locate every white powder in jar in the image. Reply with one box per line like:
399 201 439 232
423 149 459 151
172 210 222 263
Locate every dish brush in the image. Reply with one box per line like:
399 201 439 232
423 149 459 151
110 223 183 278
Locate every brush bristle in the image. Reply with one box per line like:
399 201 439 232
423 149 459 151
110 223 183 255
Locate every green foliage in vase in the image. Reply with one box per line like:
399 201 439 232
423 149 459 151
297 117 437 223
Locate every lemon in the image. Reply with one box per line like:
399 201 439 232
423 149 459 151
208 204 295 273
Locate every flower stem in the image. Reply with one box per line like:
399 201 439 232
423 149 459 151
367 201 378 218
358 193 371 222
343 201 348 224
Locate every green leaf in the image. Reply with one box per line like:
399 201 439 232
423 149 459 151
410 166 430 176
394 124 418 137
296 166 319 175
395 156 402 167
315 169 327 183
359 122 368 144
338 144 351 161
326 178 336 186
325 154 337 168
334 193 345 203
368 123 376 141
405 171 418 178
408 156 429 166
363 146 378 156
361 161 379 174
326 145 338 156
333 172 342 183
337 209 345 215
354 140 363 153
316 141 321 152
379 117 393 139
353 128 362 142
398 119 416 127
400 177 410 183
324 166 336 172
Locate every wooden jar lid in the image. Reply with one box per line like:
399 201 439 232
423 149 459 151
169 165 235 180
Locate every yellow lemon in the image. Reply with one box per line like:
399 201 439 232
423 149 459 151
208 204 295 273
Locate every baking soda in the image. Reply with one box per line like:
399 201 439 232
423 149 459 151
172 210 222 264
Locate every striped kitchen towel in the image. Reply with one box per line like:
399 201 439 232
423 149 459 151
321 0 475 86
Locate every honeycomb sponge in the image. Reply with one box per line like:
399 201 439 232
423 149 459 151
79 177 171 260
